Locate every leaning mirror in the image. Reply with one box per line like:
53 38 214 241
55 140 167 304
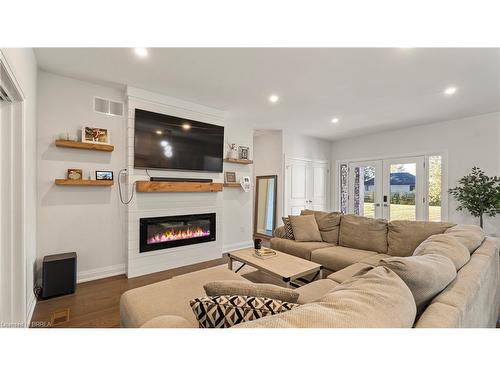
254 175 278 238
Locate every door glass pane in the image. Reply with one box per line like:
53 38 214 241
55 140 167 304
340 164 348 214
353 165 376 218
428 155 442 221
389 163 416 220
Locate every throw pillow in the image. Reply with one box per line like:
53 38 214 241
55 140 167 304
203 281 300 303
189 295 299 328
288 214 322 242
301 209 342 244
282 217 295 240
378 254 456 314
413 233 470 271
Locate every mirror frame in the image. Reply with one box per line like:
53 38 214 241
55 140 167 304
253 175 278 239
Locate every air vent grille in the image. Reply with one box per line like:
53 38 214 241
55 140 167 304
94 97 124 117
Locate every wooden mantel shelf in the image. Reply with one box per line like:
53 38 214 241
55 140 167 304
55 179 114 186
55 140 114 152
136 181 223 193
223 158 253 165
223 182 242 188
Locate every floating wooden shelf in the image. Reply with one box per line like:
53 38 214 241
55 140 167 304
223 182 242 188
136 181 223 193
55 179 114 186
55 140 114 152
223 158 253 165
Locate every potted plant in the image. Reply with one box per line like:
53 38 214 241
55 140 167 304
448 167 500 228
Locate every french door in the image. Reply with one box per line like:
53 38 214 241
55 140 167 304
347 156 425 220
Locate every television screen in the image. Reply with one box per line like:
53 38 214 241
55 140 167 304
134 109 224 172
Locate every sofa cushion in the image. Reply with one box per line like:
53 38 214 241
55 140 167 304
281 217 295 240
235 266 416 328
301 209 341 244
327 263 374 284
273 225 287 239
295 279 339 304
311 246 378 271
444 224 485 254
289 214 322 242
120 265 249 328
339 214 388 253
388 220 455 257
270 238 331 260
190 295 299 328
203 280 299 303
413 234 470 271
379 254 456 314
140 315 193 328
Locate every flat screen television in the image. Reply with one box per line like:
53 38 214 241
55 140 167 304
134 109 224 172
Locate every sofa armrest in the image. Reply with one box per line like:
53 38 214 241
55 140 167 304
140 315 195 328
273 225 287 239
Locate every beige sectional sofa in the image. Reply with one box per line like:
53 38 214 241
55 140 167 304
120 212 499 328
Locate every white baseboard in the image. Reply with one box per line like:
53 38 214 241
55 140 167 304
25 294 36 327
222 240 254 254
77 263 126 283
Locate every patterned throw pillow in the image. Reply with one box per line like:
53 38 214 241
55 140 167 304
189 295 299 328
282 217 295 240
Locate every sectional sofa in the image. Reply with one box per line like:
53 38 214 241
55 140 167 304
120 212 500 328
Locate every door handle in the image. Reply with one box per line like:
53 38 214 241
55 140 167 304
374 203 381 207
383 203 389 207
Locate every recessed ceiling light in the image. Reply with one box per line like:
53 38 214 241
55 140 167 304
134 48 148 58
444 86 457 96
182 123 191 130
155 130 163 135
269 95 279 103
331 117 339 124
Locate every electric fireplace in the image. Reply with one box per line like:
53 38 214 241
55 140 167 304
140 213 216 253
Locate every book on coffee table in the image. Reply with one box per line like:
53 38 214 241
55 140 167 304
253 248 277 259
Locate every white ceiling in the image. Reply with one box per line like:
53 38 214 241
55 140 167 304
34 48 500 140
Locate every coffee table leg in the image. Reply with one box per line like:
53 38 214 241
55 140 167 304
282 277 291 288
228 256 233 271
319 268 324 279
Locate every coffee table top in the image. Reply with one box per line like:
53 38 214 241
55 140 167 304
228 247 322 280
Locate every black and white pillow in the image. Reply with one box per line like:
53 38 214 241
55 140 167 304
282 217 295 240
189 295 299 328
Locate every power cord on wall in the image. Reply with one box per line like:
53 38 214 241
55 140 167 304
118 169 137 205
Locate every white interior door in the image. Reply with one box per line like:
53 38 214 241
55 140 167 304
382 156 425 221
285 158 330 215
348 160 383 218
310 162 328 211
286 159 309 215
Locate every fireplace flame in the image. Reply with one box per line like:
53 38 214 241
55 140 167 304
147 226 210 244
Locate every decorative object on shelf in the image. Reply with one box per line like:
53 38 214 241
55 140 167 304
238 146 249 160
96 170 114 181
225 171 237 183
226 142 238 160
82 126 110 145
58 132 77 142
448 166 500 228
67 168 83 180
240 176 251 192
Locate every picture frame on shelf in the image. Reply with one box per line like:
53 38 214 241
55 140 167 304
225 171 237 183
67 169 83 180
238 146 249 160
82 126 110 145
96 170 114 181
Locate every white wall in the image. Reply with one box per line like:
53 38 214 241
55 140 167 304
331 112 500 235
37 72 127 282
0 48 38 324
254 130 283 219
283 130 332 161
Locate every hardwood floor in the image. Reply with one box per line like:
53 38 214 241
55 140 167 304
30 257 226 328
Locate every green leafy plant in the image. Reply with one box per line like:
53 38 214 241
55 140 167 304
448 167 500 228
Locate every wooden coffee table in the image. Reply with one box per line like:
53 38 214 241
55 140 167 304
227 248 323 287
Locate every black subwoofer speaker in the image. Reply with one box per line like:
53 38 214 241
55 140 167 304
42 252 77 299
